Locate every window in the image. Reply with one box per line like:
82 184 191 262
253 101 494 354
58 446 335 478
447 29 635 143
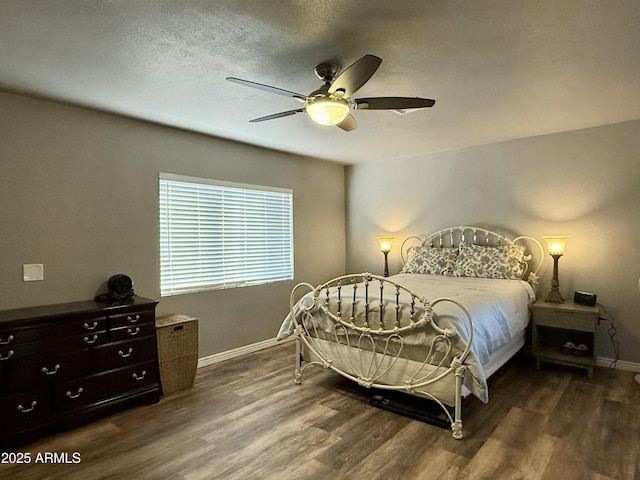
159 173 293 296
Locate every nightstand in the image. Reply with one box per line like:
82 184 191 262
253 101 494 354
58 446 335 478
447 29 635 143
531 299 599 379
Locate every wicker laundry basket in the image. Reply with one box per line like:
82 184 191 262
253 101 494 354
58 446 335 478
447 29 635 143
155 314 198 395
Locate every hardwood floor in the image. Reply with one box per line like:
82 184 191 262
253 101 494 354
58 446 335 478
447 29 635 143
2 342 639 480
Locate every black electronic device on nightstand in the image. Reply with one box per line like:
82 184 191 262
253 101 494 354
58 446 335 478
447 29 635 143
574 291 597 306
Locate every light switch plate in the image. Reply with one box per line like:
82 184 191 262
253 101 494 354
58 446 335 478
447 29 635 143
23 264 44 281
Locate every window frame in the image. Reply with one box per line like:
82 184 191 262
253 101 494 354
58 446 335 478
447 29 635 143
159 172 294 297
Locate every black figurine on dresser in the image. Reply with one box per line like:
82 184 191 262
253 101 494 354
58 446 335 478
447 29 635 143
0 296 160 451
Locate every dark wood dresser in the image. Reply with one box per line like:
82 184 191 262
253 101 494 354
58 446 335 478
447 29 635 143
0 296 160 451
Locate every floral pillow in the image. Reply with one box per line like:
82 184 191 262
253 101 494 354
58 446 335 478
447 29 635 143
402 246 459 275
453 243 526 279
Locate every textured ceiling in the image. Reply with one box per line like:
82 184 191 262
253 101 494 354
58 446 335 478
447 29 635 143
1 0 639 164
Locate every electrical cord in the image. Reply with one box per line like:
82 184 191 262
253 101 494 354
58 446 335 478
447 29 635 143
597 302 620 368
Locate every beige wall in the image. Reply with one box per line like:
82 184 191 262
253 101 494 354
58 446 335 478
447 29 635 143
346 120 640 364
0 91 346 357
3 88 639 366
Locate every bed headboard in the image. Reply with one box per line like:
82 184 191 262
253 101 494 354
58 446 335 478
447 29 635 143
401 225 544 285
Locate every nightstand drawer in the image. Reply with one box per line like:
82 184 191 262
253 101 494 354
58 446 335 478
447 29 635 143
534 309 596 332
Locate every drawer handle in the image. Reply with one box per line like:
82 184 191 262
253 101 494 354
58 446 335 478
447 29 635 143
66 387 84 399
132 370 147 381
0 350 14 361
83 321 99 331
127 327 141 336
0 334 14 345
118 348 134 358
41 364 61 375
17 401 37 413
84 334 99 344
127 314 141 324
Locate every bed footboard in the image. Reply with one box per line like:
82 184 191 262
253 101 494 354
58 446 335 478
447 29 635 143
289 273 473 439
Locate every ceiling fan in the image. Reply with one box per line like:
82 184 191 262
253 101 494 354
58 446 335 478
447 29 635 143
226 54 435 131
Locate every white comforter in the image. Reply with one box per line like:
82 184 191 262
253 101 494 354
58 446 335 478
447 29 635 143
278 273 535 402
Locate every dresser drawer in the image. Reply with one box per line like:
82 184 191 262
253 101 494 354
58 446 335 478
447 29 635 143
93 337 157 372
109 310 154 329
0 331 109 367
534 309 596 332
7 349 92 393
68 316 109 336
1 340 57 361
46 315 109 340
0 388 51 428
110 322 155 342
0 325 48 347
1 337 60 361
67 330 110 349
54 377 97 410
98 361 159 399
54 361 158 410
0 315 108 346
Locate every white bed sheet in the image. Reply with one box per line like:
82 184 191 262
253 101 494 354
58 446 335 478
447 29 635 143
278 273 535 403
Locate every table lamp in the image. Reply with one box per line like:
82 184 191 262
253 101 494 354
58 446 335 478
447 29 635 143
376 237 394 277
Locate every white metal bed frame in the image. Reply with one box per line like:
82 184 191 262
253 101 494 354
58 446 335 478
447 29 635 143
288 226 543 439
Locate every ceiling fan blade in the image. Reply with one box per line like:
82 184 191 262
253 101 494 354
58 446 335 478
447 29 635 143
249 109 304 123
355 97 436 110
328 54 382 98
226 77 307 102
336 114 357 132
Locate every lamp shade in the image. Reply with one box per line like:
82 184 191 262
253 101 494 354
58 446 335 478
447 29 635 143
306 97 350 126
376 236 394 253
542 236 570 256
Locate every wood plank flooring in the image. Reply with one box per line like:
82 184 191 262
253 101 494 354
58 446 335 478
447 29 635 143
2 342 639 480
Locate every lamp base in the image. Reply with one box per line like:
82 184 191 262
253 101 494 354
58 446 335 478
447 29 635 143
383 251 389 278
544 288 565 303
635 374 640 385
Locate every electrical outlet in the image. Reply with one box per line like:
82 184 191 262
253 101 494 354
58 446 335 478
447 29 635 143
23 264 44 281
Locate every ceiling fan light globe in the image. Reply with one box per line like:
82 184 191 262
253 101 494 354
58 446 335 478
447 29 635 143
306 98 350 126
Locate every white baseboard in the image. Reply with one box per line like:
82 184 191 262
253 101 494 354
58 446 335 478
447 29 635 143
196 341 640 374
197 337 292 369
596 356 640 373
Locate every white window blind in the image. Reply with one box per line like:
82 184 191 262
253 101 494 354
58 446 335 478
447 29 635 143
159 173 293 296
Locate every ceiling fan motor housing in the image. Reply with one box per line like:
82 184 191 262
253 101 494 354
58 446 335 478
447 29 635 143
314 63 341 83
